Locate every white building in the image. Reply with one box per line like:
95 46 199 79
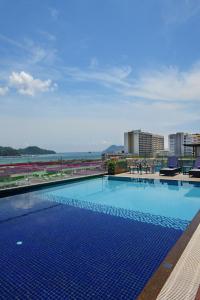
168 132 193 157
124 129 164 157
184 133 200 157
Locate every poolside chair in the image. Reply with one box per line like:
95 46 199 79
189 157 200 178
159 156 181 176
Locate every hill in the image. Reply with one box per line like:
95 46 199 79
102 145 124 154
0 146 20 156
0 146 56 156
19 146 56 155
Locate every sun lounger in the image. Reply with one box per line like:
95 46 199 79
159 156 181 176
189 157 200 178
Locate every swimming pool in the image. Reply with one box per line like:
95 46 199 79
0 176 199 299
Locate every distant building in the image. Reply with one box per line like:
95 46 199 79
152 134 165 154
183 133 200 158
168 132 194 157
192 133 200 144
155 149 170 158
124 129 164 157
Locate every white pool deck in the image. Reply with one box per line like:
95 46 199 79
157 223 200 300
115 171 200 182
115 172 200 300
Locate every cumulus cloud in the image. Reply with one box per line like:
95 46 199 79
9 71 56 96
0 86 9 96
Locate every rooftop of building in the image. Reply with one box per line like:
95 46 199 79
125 129 164 137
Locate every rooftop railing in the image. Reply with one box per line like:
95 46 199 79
0 161 106 190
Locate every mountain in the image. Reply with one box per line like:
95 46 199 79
19 146 56 155
102 145 124 154
0 146 20 156
0 146 56 156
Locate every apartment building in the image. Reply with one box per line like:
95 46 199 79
168 132 193 156
124 129 164 157
188 133 200 157
152 134 165 153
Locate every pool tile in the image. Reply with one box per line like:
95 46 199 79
0 200 183 299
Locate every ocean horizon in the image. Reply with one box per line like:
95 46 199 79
0 152 102 165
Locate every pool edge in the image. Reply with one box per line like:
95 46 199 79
137 209 200 300
109 174 200 185
0 173 107 198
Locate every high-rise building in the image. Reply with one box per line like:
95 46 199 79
168 132 193 156
152 134 165 153
124 129 164 157
185 133 200 157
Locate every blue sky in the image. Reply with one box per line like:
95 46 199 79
0 0 200 151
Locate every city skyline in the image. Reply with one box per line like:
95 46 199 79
0 0 200 151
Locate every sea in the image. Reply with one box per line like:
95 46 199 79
0 152 102 165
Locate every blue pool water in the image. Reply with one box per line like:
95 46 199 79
44 176 200 221
0 176 200 299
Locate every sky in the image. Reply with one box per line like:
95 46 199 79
0 0 200 152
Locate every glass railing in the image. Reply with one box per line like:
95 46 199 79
127 158 196 172
0 161 106 190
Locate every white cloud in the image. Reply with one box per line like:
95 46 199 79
65 62 200 102
65 65 132 89
22 39 57 65
0 86 9 96
9 71 56 96
0 34 58 69
0 33 26 51
126 64 200 101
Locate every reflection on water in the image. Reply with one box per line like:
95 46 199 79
0 192 57 222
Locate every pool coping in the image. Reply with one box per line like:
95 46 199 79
0 173 107 198
110 173 200 185
156 222 200 300
137 203 200 299
114 171 200 182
